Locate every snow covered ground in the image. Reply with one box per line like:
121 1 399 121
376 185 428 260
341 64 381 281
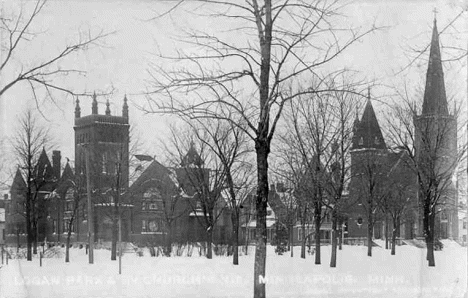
0 242 466 298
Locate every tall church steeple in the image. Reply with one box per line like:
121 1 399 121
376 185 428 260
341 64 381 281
422 18 448 115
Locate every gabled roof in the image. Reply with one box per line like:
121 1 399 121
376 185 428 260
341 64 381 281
422 19 448 116
352 99 386 150
61 162 74 181
130 159 179 195
34 148 55 181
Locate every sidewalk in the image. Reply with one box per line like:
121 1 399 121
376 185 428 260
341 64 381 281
0 259 28 298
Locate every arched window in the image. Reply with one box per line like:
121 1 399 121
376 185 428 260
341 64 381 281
142 187 162 211
359 137 364 145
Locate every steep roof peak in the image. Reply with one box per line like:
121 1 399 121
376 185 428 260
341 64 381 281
352 98 386 150
181 141 203 167
422 17 448 115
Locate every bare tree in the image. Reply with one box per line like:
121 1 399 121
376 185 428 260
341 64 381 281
144 1 377 296
378 152 416 255
0 0 109 102
322 88 358 267
166 125 228 259
58 176 85 263
385 90 466 266
353 151 387 257
11 109 52 261
276 82 358 265
190 119 253 265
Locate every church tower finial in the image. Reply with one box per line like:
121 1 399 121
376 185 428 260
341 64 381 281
122 95 129 119
105 99 111 116
92 92 98 115
75 97 81 118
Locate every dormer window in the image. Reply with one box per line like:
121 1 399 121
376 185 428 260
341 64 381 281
359 137 364 145
374 137 380 145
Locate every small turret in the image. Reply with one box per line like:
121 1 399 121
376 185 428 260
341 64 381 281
92 92 98 115
75 98 81 118
105 99 111 116
122 95 129 119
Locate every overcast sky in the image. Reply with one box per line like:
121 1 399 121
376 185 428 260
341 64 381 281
0 0 466 181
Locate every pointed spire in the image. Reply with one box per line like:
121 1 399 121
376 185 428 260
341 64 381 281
13 167 26 189
422 17 448 115
92 92 98 115
181 141 203 167
105 99 111 116
75 97 81 118
352 99 386 150
36 148 54 181
122 95 129 119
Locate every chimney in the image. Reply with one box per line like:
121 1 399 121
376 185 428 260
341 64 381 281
52 150 61 180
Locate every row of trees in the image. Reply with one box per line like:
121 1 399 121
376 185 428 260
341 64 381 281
2 1 466 298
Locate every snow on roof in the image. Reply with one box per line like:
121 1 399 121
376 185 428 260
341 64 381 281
94 203 134 207
243 218 277 228
189 210 205 217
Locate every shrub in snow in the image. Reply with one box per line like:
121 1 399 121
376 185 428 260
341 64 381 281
272 223 289 255
434 239 444 251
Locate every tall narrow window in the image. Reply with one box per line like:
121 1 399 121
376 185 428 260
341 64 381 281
102 153 107 174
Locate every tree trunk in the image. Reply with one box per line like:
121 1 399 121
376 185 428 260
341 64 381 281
33 220 38 255
423 198 435 266
253 142 269 298
300 223 306 259
207 226 213 259
391 218 397 256
330 211 338 267
289 225 293 258
111 216 118 261
385 218 389 250
66 230 72 262
426 212 436 266
26 201 32 261
165 223 173 257
231 211 239 265
17 229 20 253
314 205 321 264
338 220 343 250
367 207 372 257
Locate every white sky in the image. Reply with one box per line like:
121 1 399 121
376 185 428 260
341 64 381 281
0 0 467 181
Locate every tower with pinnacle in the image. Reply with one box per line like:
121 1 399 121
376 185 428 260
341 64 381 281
414 18 458 239
74 94 130 240
348 90 389 238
